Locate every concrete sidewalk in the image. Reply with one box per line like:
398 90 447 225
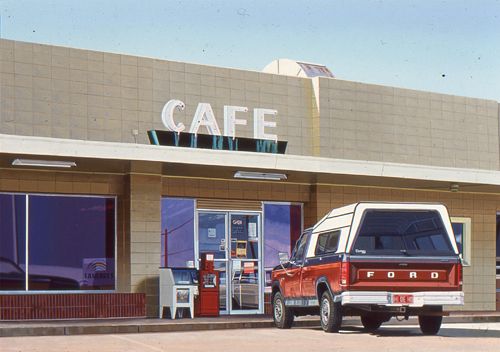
1 311 500 338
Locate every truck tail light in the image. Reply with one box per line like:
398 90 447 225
340 261 350 288
457 262 463 287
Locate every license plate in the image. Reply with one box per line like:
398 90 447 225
392 294 414 304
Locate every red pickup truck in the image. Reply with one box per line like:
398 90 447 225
271 202 464 335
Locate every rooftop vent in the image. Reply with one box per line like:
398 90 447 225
262 59 334 78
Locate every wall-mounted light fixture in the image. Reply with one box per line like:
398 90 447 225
234 171 287 180
12 159 77 168
450 183 459 192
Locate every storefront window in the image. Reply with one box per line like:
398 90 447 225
0 193 116 291
496 213 499 278
161 198 195 268
230 214 259 260
0 194 27 290
198 213 226 260
451 217 471 266
263 203 302 289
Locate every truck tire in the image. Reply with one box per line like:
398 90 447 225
361 315 383 330
320 291 342 333
273 292 294 329
418 315 442 335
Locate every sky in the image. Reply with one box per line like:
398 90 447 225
1 0 499 101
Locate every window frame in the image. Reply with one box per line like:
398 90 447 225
450 216 471 266
495 212 499 282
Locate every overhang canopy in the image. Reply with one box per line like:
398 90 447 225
1 134 500 194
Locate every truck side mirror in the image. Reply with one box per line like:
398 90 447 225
278 252 289 262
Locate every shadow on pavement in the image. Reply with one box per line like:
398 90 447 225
303 325 422 336
437 328 500 338
300 325 500 338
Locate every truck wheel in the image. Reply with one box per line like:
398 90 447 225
361 315 383 330
418 315 442 335
320 291 342 333
273 292 294 329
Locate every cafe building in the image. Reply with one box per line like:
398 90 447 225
1 39 499 320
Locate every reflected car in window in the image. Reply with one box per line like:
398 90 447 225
231 269 259 309
0 257 80 291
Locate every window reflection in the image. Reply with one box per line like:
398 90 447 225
198 213 225 260
451 222 464 255
0 193 116 291
0 195 26 290
352 210 454 256
230 214 259 260
496 214 500 277
263 203 302 288
161 198 195 267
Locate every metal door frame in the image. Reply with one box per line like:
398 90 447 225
195 209 263 315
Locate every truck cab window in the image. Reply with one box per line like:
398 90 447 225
315 230 340 255
290 232 309 265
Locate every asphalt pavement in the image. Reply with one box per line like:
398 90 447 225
3 322 500 352
1 311 500 338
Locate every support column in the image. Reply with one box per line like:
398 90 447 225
126 161 162 317
305 184 339 228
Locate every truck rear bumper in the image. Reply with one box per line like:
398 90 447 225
340 291 464 307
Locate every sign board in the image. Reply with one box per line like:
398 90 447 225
149 99 288 154
208 228 216 238
82 258 115 287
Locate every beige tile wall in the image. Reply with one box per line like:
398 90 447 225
0 168 124 196
1 39 315 156
4 39 498 170
162 176 310 203
318 77 500 170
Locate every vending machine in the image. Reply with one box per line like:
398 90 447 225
195 253 220 317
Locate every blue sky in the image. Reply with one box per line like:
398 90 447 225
1 0 499 101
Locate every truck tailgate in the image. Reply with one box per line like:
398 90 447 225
348 256 461 292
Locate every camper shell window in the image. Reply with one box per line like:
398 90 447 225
351 210 455 256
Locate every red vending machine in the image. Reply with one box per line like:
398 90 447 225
194 253 220 317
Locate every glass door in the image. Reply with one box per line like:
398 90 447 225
197 212 228 313
197 211 262 315
229 213 261 314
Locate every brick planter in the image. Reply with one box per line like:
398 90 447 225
0 293 146 320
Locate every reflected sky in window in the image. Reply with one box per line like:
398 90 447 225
263 204 294 270
161 198 195 267
0 193 115 291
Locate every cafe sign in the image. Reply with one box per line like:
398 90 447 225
161 100 278 141
148 100 287 154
